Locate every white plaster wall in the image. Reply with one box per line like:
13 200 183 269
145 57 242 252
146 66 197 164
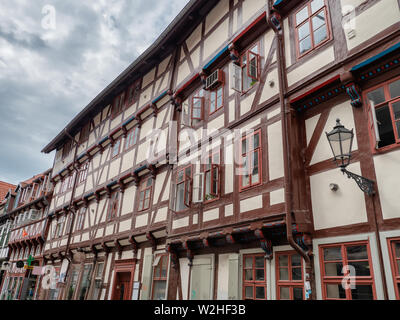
305 113 321 146
268 120 284 180
121 185 136 216
240 195 263 213
203 208 220 222
153 171 167 205
205 0 229 35
287 46 334 87
242 0 264 23
310 162 368 230
179 258 190 300
270 188 284 206
173 216 189 229
186 24 202 52
260 68 279 103
176 60 191 86
374 149 400 220
203 19 229 62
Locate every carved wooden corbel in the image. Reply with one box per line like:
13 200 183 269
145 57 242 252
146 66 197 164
182 241 194 266
114 239 123 260
146 232 156 252
254 229 273 260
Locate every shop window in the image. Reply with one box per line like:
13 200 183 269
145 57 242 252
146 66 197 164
138 177 153 212
152 254 169 300
77 264 93 300
294 0 331 58
66 269 79 300
276 252 304 300
319 242 376 300
365 77 400 151
175 166 192 212
239 129 262 190
243 254 267 300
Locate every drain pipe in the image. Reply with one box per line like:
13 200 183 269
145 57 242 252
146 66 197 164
268 11 314 300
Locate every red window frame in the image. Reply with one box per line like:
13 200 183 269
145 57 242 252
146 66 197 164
363 76 400 153
240 42 260 94
125 127 139 150
78 162 89 184
209 83 224 115
138 177 153 212
151 254 169 300
203 152 220 203
319 241 377 300
276 251 304 300
175 165 192 212
111 138 122 159
107 192 119 221
242 254 267 300
294 0 332 59
388 238 400 300
112 92 125 118
191 90 204 125
239 129 262 191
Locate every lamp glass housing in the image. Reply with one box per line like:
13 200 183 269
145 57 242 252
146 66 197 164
326 119 354 169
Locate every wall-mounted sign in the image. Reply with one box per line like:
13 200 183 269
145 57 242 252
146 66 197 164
16 260 24 268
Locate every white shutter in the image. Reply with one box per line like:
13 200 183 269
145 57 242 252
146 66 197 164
192 173 204 203
190 256 214 300
230 62 242 92
368 101 381 149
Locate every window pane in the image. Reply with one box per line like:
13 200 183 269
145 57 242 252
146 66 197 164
376 105 396 148
255 256 264 268
279 255 288 267
312 10 325 30
292 254 301 267
324 247 342 261
395 242 400 257
175 183 186 211
279 287 290 300
242 139 248 154
298 22 310 40
367 88 386 106
299 36 312 54
325 262 343 276
245 257 253 268
292 267 302 281
351 285 374 300
326 283 346 299
293 287 304 300
350 261 371 276
313 24 327 45
245 286 253 299
255 269 264 281
245 269 253 281
389 79 400 99
296 7 309 25
392 101 400 120
311 0 324 14
279 268 289 280
346 245 368 260
153 281 166 300
255 286 265 299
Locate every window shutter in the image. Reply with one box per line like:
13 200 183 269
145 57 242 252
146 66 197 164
181 101 191 127
192 173 204 203
247 50 259 80
140 254 154 300
228 254 239 300
367 101 380 150
230 62 242 92
190 257 213 300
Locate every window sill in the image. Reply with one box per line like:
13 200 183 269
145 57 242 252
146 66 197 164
372 142 400 156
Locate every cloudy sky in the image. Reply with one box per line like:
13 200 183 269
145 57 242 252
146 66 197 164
0 0 189 185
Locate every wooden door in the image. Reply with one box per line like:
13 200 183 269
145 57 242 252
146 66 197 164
112 272 131 300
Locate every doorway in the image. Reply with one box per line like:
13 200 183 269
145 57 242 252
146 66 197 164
112 272 131 300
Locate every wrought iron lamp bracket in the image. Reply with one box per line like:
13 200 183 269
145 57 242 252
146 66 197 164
341 168 375 196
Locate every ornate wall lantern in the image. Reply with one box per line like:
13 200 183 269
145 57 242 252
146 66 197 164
326 119 375 196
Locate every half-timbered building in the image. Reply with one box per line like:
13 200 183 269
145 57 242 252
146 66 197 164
38 0 400 300
0 170 53 300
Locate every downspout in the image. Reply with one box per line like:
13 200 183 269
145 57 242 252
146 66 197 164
268 10 314 299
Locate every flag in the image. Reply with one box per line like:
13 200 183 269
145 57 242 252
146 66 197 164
22 229 28 237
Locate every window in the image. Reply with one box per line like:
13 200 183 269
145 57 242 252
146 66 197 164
389 239 400 300
209 84 224 115
76 207 86 231
78 163 89 184
67 269 79 300
54 216 65 238
240 129 262 190
138 178 153 212
203 152 220 202
175 166 192 212
90 262 105 300
243 254 266 300
230 43 260 94
365 77 400 151
319 242 376 300
152 254 169 300
107 192 119 220
112 93 125 118
295 0 330 58
126 80 141 107
276 252 304 300
111 138 121 158
79 123 90 144
191 89 204 125
125 127 139 150
77 264 93 300
68 172 76 189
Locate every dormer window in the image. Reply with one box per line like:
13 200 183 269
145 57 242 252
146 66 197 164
112 92 125 118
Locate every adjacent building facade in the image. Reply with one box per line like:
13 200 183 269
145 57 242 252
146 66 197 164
4 0 399 300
